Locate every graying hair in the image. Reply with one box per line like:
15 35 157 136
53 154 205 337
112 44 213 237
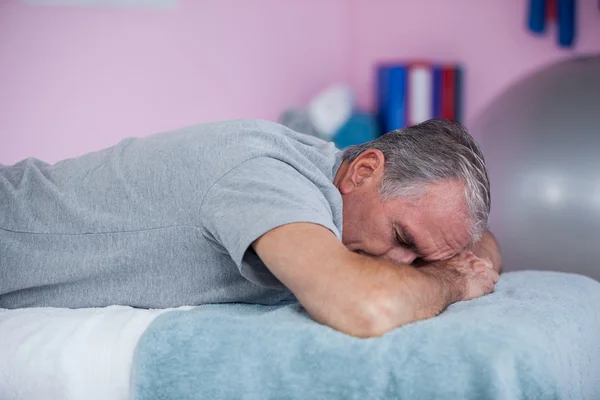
342 118 490 244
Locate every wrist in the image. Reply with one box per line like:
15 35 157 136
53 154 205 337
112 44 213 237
420 263 464 304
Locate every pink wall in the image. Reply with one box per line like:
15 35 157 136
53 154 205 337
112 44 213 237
0 0 351 163
1 0 600 164
348 0 600 134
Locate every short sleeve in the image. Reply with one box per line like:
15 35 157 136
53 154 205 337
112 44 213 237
200 157 341 288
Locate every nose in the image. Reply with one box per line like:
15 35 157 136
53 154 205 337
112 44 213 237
383 248 418 265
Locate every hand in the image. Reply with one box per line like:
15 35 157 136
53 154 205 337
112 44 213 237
424 251 499 302
473 230 503 274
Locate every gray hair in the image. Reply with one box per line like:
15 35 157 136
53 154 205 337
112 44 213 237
341 118 490 243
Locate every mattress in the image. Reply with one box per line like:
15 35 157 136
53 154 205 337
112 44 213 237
131 271 600 399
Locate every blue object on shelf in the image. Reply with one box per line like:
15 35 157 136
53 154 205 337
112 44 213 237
432 65 443 118
528 0 547 33
385 66 407 132
376 66 390 134
376 64 407 134
333 113 379 149
558 0 576 47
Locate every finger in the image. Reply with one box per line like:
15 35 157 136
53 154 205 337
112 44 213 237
480 257 494 269
471 259 490 269
487 279 496 293
491 270 499 284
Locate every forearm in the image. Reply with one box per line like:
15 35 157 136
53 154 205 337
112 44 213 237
302 253 463 337
473 230 502 273
254 223 465 338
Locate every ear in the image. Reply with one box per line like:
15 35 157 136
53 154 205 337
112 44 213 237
338 150 385 195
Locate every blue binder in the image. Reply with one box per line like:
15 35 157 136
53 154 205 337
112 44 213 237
385 66 407 132
376 64 407 133
432 65 443 118
376 66 391 134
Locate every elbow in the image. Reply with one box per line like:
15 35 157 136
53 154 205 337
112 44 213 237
346 317 393 339
331 290 414 339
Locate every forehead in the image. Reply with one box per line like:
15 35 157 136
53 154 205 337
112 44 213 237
388 182 472 260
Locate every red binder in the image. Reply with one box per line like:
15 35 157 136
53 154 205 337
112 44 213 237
441 67 456 120
546 0 557 21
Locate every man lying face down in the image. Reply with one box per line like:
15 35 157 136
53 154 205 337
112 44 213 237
0 118 500 337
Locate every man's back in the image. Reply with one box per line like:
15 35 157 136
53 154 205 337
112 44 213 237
0 119 343 309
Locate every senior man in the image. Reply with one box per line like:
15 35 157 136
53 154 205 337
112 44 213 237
0 118 500 337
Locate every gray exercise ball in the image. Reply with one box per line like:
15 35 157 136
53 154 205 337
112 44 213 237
472 55 600 281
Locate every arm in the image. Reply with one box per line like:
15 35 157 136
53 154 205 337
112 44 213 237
473 229 502 274
253 222 495 338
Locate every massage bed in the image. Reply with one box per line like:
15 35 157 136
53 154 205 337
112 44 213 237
1 270 599 399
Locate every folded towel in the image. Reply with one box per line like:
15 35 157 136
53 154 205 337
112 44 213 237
132 271 600 400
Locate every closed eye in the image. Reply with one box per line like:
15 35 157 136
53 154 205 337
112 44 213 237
394 228 420 255
394 230 411 249
394 230 405 247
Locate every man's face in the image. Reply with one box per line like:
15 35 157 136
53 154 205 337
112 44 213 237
335 150 471 264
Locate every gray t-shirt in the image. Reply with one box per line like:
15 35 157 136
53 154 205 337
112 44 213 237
0 119 344 308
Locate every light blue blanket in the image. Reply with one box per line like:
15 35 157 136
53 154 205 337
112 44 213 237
131 271 600 400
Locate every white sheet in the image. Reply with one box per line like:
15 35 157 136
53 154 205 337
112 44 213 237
0 305 191 400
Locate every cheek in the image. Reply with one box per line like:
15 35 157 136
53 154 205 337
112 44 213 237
357 200 380 232
361 208 393 249
341 196 364 244
342 193 390 250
